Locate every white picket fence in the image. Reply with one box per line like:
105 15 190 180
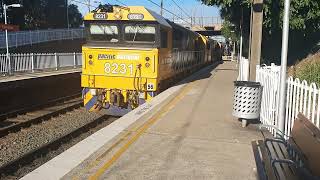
0 28 85 48
256 64 320 136
0 53 82 75
256 64 281 135
285 77 320 136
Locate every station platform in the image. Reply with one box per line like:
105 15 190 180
22 61 264 180
0 68 81 83
0 68 81 114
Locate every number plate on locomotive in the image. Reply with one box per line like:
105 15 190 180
127 13 144 20
93 13 107 19
104 63 134 75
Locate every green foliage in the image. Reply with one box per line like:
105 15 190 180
263 0 320 34
221 21 237 42
0 0 83 30
201 0 320 34
68 4 83 28
200 0 320 62
295 62 320 87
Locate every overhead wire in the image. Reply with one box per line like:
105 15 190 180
70 0 127 13
70 0 98 9
114 0 127 6
71 0 191 26
170 0 191 19
144 0 192 26
175 0 192 15
70 0 126 9
161 0 172 17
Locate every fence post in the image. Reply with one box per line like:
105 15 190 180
29 31 32 45
31 53 35 73
73 52 77 68
37 30 40 42
15 33 18 47
45 30 47 41
7 53 12 75
71 29 74 40
55 53 58 70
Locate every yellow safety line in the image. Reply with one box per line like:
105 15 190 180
72 131 133 180
89 83 194 180
73 108 161 179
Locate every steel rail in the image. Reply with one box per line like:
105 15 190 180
0 114 113 176
0 98 83 138
0 93 81 122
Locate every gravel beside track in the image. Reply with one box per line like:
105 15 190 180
0 94 81 123
0 107 115 178
0 98 82 137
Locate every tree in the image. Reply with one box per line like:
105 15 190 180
0 0 25 27
46 0 67 28
221 20 237 42
0 0 83 30
22 0 48 29
68 4 83 28
200 0 320 64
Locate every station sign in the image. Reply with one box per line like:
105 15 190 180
0 24 19 31
93 13 108 20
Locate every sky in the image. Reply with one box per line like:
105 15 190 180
70 0 221 21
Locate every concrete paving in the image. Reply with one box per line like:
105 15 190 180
0 68 81 83
64 61 263 180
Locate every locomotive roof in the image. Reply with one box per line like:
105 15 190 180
84 6 171 28
166 20 201 38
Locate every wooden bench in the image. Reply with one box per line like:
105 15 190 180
252 113 320 180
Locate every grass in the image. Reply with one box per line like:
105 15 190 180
295 62 320 86
288 52 320 87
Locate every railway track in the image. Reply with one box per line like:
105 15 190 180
0 108 116 179
0 93 81 122
0 96 82 137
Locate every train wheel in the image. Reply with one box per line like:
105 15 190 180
90 103 102 112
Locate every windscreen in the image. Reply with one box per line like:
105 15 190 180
89 24 119 42
124 25 156 43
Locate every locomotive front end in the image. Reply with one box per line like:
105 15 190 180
82 48 158 115
81 6 164 116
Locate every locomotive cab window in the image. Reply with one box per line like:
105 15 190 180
89 24 119 42
124 25 156 43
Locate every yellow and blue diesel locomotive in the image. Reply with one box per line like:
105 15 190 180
82 5 222 116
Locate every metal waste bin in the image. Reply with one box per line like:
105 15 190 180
232 81 262 119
